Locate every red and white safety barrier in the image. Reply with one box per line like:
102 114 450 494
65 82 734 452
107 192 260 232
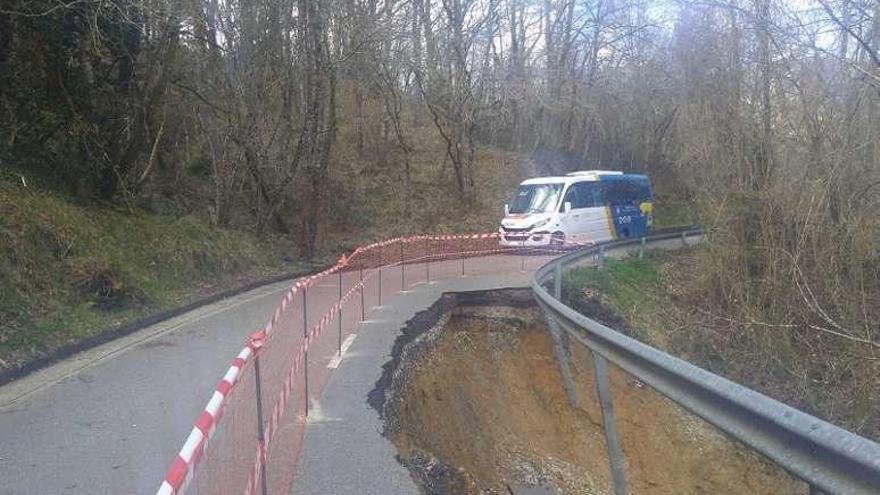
158 230 579 495
157 346 254 495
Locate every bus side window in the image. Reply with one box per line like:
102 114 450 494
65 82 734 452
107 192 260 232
602 183 618 206
578 182 603 208
567 182 600 209
560 186 579 211
605 181 641 206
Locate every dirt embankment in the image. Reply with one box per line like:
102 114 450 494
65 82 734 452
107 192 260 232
373 290 806 495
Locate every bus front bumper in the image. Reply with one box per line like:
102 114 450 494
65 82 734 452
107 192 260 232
498 230 553 247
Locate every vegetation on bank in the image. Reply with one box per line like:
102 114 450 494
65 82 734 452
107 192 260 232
0 136 523 373
562 250 879 441
0 181 307 371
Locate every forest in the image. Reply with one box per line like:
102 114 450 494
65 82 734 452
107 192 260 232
0 0 878 430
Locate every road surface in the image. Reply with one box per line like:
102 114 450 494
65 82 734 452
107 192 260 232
0 252 554 495
0 236 691 495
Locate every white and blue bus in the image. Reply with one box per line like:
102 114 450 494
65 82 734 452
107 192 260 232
499 170 653 247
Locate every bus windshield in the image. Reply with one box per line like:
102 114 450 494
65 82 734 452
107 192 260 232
509 183 562 214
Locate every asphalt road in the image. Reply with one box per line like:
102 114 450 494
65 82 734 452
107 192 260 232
291 262 545 495
0 251 554 495
0 279 298 495
0 238 689 495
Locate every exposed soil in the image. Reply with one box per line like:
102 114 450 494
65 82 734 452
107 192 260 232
372 289 807 495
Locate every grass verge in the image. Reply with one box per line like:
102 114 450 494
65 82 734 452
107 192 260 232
0 182 313 372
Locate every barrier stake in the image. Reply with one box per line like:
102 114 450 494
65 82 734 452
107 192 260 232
378 249 383 306
460 237 465 276
252 352 269 495
593 352 629 495
337 269 343 355
639 237 646 259
359 265 365 321
425 236 430 283
302 288 309 417
400 240 405 290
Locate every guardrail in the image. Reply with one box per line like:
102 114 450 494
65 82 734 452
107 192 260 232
531 229 880 495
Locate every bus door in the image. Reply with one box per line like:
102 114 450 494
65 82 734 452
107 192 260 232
562 182 613 243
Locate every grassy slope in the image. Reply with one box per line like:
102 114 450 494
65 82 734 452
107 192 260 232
562 250 878 440
0 182 310 370
0 139 521 372
562 251 669 346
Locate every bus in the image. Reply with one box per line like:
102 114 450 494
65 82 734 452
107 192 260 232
499 170 653 247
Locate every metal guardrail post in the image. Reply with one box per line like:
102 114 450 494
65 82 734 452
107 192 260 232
554 262 563 299
302 287 309 417
545 314 580 409
545 262 579 408
593 352 629 495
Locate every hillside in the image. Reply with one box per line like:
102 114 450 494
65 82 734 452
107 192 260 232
0 181 296 371
0 136 524 374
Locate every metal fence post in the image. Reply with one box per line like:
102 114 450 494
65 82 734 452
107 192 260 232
597 245 605 271
638 237 646 259
359 265 365 321
460 237 465 276
425 236 430 283
250 333 269 495
302 287 309 417
400 240 405 290
593 352 629 495
337 268 343 355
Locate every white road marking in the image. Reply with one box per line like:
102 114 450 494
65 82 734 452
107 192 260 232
326 334 358 369
0 280 295 408
304 398 342 424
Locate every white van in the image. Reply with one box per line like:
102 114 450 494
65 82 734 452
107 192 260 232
499 170 654 247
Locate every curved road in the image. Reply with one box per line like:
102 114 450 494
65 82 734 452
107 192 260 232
0 238 687 495
0 251 558 495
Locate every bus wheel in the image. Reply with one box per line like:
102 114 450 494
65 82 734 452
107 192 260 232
550 232 565 248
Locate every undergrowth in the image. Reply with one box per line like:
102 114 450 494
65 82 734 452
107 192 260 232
0 181 306 370
562 249 879 441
